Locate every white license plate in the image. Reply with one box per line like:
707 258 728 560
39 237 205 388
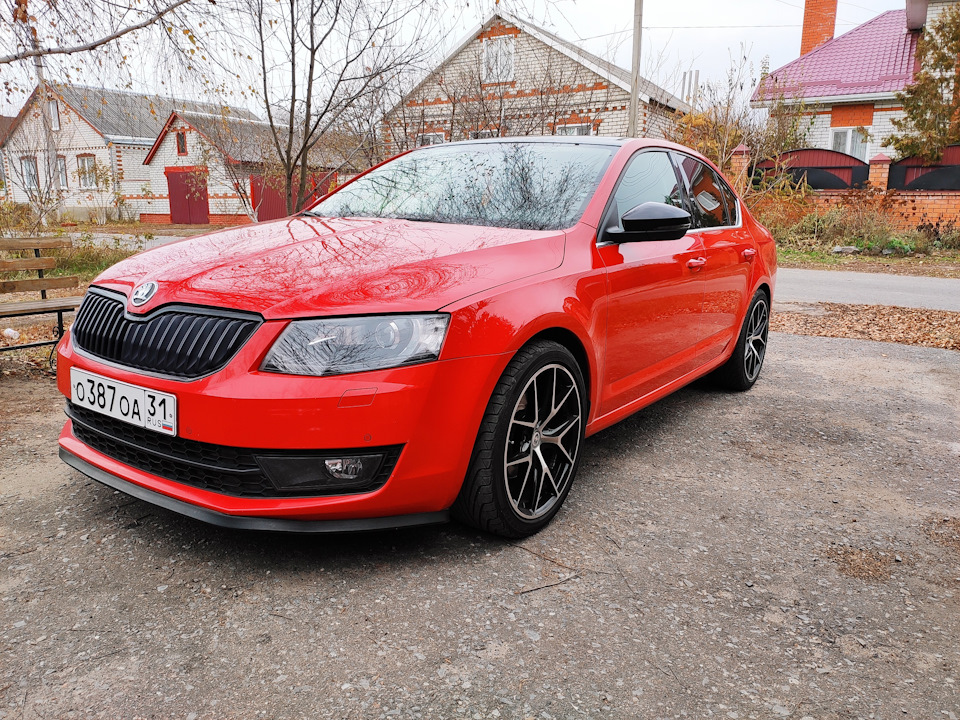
70 368 177 436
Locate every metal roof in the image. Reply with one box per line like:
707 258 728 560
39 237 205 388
753 11 919 104
54 84 259 146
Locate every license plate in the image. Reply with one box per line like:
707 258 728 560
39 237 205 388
70 368 177 436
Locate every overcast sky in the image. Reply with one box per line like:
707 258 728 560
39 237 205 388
2 0 906 115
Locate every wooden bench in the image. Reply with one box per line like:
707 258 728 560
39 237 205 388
0 236 83 352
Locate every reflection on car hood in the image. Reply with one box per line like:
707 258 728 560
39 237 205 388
93 216 566 318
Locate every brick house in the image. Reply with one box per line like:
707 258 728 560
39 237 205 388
753 0 959 161
0 83 258 222
143 110 348 224
141 110 274 225
383 11 689 151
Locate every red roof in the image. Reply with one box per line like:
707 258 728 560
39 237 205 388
754 10 919 102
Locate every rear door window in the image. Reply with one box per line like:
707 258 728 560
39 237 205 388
673 154 729 228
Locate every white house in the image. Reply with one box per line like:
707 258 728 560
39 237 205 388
0 83 259 223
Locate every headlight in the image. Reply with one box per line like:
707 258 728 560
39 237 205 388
261 314 450 376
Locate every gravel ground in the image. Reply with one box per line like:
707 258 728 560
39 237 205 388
772 303 960 351
1 333 959 719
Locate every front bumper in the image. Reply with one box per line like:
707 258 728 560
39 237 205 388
59 447 449 532
57 326 509 526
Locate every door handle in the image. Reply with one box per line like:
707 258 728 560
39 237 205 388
742 248 757 261
686 257 706 269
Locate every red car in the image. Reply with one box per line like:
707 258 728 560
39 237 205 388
57 138 775 538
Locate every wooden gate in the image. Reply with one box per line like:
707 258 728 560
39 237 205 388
166 167 210 224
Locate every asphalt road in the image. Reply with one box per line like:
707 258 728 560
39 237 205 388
776 268 960 311
1 333 959 719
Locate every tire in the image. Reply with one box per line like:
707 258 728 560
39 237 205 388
452 340 587 538
712 289 770 392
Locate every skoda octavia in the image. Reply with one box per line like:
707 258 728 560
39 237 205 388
57 138 776 538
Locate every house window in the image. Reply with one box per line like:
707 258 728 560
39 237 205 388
556 123 592 136
21 157 38 190
56 156 68 189
469 129 498 140
78 155 97 188
831 128 867 161
48 100 60 131
483 37 515 83
176 131 188 155
416 132 445 146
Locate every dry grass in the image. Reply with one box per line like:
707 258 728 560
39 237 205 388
822 544 896 581
922 516 960 553
772 303 960 351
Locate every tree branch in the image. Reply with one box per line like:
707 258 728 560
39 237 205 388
0 0 192 65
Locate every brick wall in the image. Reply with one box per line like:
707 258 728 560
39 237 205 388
2 93 117 220
801 0 838 55
830 104 874 128
140 121 251 223
384 18 670 151
805 100 905 159
926 1 959 24
810 190 960 230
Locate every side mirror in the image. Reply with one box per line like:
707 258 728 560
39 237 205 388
609 202 692 242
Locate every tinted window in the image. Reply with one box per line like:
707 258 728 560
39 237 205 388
609 151 683 231
674 155 728 228
308 142 615 231
717 178 740 226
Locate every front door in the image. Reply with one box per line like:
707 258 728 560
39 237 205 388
166 168 210 224
597 150 705 416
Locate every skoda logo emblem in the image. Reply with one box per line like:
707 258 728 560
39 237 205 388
131 281 158 307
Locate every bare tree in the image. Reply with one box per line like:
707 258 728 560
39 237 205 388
237 0 435 214
665 50 815 177
1 0 194 66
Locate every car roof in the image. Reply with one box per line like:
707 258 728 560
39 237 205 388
423 136 630 148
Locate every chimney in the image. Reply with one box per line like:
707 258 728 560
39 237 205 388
800 0 838 55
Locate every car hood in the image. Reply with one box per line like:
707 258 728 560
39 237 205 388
93 216 566 319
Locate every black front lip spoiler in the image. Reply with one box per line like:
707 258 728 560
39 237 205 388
59 447 449 534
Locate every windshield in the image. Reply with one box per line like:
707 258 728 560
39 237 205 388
306 142 615 231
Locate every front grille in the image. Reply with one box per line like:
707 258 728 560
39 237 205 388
66 402 402 498
72 288 261 379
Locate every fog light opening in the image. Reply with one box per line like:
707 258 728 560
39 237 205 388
256 452 389 493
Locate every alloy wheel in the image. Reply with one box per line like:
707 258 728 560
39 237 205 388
744 298 769 383
504 364 582 520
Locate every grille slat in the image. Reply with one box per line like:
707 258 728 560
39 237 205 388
66 402 402 499
72 288 260 379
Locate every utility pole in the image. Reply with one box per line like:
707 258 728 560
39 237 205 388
627 0 643 137
25 29 61 223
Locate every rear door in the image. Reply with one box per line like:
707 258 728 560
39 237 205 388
672 153 753 363
596 149 706 416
